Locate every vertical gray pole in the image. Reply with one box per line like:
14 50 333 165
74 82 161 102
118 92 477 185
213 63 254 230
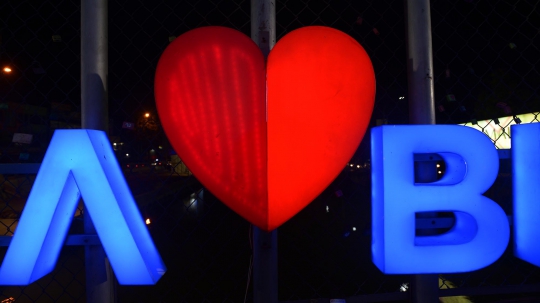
81 1 116 302
82 0 108 131
251 1 277 303
406 0 435 125
405 0 439 303
252 227 278 303
251 0 275 58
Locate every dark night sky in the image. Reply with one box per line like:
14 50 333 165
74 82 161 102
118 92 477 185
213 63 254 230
1 0 538 183
0 0 539 160
1 0 538 119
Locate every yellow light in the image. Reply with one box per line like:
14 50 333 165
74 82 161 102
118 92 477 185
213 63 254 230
436 164 441 168
3 67 12 73
144 113 150 118
145 218 151 225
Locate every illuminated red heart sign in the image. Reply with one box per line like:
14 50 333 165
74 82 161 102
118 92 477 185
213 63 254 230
155 26 375 231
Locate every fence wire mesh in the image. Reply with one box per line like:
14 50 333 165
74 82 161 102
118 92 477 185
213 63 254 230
0 0 539 302
431 1 540 302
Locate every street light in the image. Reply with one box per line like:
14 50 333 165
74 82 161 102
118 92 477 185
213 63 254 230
3 67 12 74
144 113 150 118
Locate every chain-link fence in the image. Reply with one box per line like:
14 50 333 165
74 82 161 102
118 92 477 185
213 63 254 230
1 0 540 302
431 1 540 302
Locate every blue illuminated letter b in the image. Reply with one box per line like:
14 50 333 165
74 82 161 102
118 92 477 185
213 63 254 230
512 123 540 267
371 125 509 273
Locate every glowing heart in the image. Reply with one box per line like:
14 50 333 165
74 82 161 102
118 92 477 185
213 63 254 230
155 26 375 231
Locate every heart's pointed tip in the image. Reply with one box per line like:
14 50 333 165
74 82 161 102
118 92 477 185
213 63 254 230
261 227 277 233
252 221 278 232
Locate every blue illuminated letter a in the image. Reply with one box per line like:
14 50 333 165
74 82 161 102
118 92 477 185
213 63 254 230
0 130 166 285
371 125 509 273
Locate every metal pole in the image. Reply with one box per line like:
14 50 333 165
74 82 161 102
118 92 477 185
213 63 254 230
81 1 116 302
406 0 435 125
251 1 277 302
82 0 109 131
252 227 278 303
405 0 439 302
251 0 276 59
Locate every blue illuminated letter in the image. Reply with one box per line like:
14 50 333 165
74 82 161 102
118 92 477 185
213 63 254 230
0 130 166 285
371 125 509 273
512 123 540 266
